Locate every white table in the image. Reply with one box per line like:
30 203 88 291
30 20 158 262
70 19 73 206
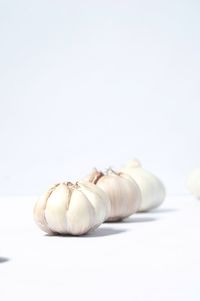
0 195 200 301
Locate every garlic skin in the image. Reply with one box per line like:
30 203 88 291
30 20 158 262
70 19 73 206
33 181 110 235
120 159 166 212
84 168 141 221
187 168 200 198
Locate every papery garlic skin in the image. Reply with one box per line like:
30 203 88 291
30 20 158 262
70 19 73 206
187 168 200 198
84 168 141 221
120 159 166 212
33 181 110 235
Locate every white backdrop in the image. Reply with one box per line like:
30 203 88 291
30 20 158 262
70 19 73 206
0 0 200 195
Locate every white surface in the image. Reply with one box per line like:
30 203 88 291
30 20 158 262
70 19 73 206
0 0 200 195
0 195 200 301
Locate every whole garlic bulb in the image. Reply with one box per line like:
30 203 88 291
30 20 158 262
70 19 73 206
187 168 200 198
84 168 141 221
33 181 111 235
120 159 166 212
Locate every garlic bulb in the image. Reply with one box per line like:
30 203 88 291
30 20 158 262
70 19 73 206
33 181 111 235
120 159 166 212
187 168 200 198
84 168 141 221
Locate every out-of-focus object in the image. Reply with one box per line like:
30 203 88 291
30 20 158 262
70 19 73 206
120 159 166 212
187 168 200 198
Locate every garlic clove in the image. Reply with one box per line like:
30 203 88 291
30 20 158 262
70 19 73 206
78 181 111 228
44 183 70 234
65 188 95 235
119 171 141 211
33 183 59 234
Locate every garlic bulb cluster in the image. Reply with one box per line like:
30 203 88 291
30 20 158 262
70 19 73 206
120 159 166 212
34 158 166 236
84 168 141 221
34 181 111 235
187 168 200 198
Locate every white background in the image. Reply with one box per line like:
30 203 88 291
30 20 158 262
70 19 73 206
0 0 200 195
1 3 200 300
1 196 200 301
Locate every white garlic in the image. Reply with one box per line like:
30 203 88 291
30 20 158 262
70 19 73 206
84 168 141 221
120 159 166 212
33 181 111 235
187 168 200 198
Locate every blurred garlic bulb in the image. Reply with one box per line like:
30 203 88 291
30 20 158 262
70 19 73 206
33 181 110 235
120 159 166 212
187 168 200 198
84 168 141 221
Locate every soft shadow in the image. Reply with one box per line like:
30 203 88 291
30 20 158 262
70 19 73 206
122 216 157 223
0 257 9 264
83 227 128 238
45 227 128 238
151 208 178 214
106 215 158 224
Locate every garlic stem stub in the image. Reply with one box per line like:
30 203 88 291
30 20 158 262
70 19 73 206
120 159 166 212
33 181 111 235
187 168 200 198
84 168 141 221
